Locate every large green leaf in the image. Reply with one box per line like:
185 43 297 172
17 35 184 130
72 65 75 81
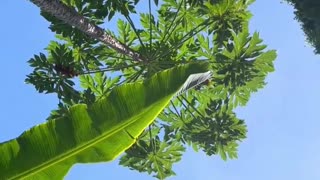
0 62 210 180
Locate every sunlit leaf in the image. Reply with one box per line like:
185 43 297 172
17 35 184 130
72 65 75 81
0 62 210 179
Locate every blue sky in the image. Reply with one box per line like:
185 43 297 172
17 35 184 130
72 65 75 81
1 0 320 180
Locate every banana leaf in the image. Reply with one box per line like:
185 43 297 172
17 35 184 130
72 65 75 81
0 62 210 180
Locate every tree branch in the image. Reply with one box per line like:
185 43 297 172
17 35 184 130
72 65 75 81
30 0 145 62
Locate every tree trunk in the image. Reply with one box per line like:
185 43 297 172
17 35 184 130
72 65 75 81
30 0 145 62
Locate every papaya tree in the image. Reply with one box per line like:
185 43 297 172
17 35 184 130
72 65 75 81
1 0 276 179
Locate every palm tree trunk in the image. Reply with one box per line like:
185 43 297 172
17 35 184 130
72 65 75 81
30 0 145 62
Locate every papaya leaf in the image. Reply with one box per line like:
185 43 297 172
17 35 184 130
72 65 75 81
0 62 210 180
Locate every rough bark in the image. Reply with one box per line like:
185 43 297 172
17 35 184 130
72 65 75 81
30 0 145 61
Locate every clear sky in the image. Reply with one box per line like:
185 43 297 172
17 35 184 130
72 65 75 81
1 0 319 180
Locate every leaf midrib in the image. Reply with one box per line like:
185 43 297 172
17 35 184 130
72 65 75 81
10 100 168 180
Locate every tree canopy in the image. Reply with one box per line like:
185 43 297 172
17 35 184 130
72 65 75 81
0 0 276 179
285 0 320 54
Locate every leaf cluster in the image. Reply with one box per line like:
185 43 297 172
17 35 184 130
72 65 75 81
285 0 320 54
